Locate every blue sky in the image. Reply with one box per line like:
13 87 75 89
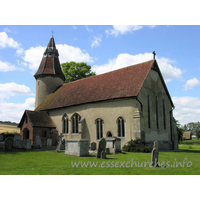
0 25 200 125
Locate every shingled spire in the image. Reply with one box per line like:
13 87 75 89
34 36 65 81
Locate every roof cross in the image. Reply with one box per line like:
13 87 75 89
152 51 156 59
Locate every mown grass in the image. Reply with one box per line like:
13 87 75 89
0 145 200 175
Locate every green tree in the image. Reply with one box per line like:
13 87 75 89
176 120 184 142
61 61 96 83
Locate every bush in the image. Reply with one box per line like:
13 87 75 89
122 139 150 153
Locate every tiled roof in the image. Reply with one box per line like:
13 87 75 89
18 110 56 128
35 60 155 111
34 36 65 80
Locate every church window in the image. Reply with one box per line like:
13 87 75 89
163 100 166 129
96 118 103 140
156 96 159 129
147 96 151 129
117 117 125 137
62 114 69 133
72 113 81 134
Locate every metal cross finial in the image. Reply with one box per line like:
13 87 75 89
153 51 156 59
51 30 54 36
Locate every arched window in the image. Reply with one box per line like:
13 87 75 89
156 96 159 129
147 95 151 129
163 100 166 129
95 118 103 140
117 117 125 137
62 114 69 133
71 113 81 134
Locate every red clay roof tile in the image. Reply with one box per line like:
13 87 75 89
35 59 155 111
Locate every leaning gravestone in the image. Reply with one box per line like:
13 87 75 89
4 137 13 152
35 136 42 148
151 140 159 167
47 138 52 146
97 138 106 159
25 139 31 150
13 134 21 147
91 142 96 150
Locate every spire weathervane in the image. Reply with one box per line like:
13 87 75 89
51 30 54 37
152 51 156 59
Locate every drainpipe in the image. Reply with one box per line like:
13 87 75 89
136 96 143 112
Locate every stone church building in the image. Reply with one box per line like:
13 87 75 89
18 36 178 150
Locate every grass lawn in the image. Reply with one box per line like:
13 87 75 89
0 144 200 175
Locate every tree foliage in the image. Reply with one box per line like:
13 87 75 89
176 120 184 142
61 61 96 83
183 122 200 139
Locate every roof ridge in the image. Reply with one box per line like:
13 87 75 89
63 59 154 86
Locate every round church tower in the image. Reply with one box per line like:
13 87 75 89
34 36 65 109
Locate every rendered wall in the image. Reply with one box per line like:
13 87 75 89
35 76 64 108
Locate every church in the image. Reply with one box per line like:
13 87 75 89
18 36 178 150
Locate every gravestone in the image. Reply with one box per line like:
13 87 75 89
0 134 3 141
151 140 159 167
0 133 5 141
56 133 64 151
47 138 52 146
4 137 13 152
91 142 96 150
13 134 21 147
35 136 42 148
25 139 31 149
15 140 26 149
97 138 106 159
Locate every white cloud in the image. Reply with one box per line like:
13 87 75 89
172 96 200 125
3 28 11 33
183 78 200 91
0 82 32 101
23 44 93 72
105 25 157 37
0 60 17 72
0 98 35 123
23 46 45 71
106 25 143 36
85 25 93 32
91 35 102 48
157 57 183 82
0 32 20 49
92 52 183 82
57 44 93 64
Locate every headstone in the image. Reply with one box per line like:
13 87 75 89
56 133 64 151
4 137 13 152
91 142 96 150
25 139 31 149
0 134 3 141
13 134 21 147
35 136 42 148
151 140 159 167
47 138 52 146
106 137 121 154
105 148 110 154
0 133 5 141
97 138 106 159
15 140 26 149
